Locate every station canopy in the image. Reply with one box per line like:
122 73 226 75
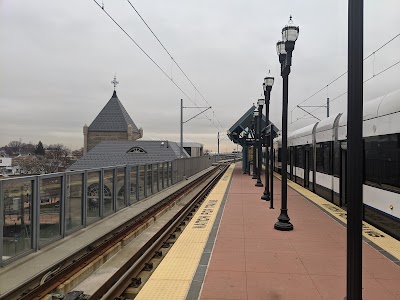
227 106 280 145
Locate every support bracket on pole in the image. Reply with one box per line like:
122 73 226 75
296 105 322 121
183 107 212 123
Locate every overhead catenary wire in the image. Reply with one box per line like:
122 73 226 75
92 0 227 133
292 32 400 113
125 0 226 132
290 58 400 125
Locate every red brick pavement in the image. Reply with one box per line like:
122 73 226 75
199 163 400 300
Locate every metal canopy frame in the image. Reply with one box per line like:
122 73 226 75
226 106 280 173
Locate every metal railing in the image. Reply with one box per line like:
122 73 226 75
0 155 214 266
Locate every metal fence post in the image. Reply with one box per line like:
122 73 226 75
99 169 104 217
158 164 161 191
160 163 163 190
170 161 173 185
144 165 148 198
33 176 40 251
136 166 140 201
125 166 130 206
184 159 186 179
83 171 88 227
113 168 117 211
61 174 66 238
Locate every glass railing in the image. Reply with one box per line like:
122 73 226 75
0 155 215 266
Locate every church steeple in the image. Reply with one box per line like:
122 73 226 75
88 76 139 133
111 74 119 91
84 76 143 153
111 75 119 97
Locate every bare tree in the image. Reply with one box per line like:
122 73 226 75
12 155 42 174
46 144 71 171
8 140 22 154
20 142 35 154
72 147 84 159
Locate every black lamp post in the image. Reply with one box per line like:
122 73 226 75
269 125 274 209
346 0 363 299
252 109 259 179
261 76 274 199
252 108 260 179
256 98 264 187
274 16 299 231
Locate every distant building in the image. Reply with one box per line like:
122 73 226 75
0 155 13 176
83 89 143 154
69 140 189 170
141 138 204 158
181 141 203 157
0 155 12 168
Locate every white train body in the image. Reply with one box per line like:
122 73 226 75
273 89 400 239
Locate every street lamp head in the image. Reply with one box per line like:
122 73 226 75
257 98 265 106
264 76 274 88
282 15 299 42
276 41 286 56
253 108 259 118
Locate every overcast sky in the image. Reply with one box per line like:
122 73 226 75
1 0 399 152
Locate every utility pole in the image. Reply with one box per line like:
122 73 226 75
180 99 183 158
217 132 220 155
180 99 211 158
327 97 330 118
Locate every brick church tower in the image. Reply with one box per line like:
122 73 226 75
83 77 143 154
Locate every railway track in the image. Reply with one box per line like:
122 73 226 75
4 163 229 300
91 163 229 300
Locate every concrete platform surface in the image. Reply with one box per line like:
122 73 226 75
199 163 400 300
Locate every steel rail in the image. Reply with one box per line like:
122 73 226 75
5 166 220 300
92 164 229 299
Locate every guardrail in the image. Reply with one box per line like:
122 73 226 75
0 155 217 266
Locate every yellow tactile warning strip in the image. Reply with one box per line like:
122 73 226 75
135 164 235 300
275 173 400 260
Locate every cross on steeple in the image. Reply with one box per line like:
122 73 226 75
111 74 119 91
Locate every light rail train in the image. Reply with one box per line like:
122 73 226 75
273 89 400 239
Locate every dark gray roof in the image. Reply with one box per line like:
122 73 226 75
88 91 140 132
227 105 280 145
68 140 189 170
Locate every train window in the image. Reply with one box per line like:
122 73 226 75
333 141 340 177
365 134 400 191
316 144 323 173
309 148 314 171
296 146 304 168
316 142 332 175
323 142 332 175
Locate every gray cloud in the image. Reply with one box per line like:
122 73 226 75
1 0 399 151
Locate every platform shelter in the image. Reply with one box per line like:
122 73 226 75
227 105 279 173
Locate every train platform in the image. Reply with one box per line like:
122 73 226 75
137 162 400 300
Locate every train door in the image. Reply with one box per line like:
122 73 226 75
304 148 310 188
290 147 295 180
340 144 347 207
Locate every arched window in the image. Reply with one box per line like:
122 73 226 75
87 183 112 198
127 147 147 154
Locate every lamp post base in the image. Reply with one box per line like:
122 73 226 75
274 209 293 231
255 179 263 187
261 192 270 200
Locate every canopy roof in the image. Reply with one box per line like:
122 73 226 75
227 106 280 145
